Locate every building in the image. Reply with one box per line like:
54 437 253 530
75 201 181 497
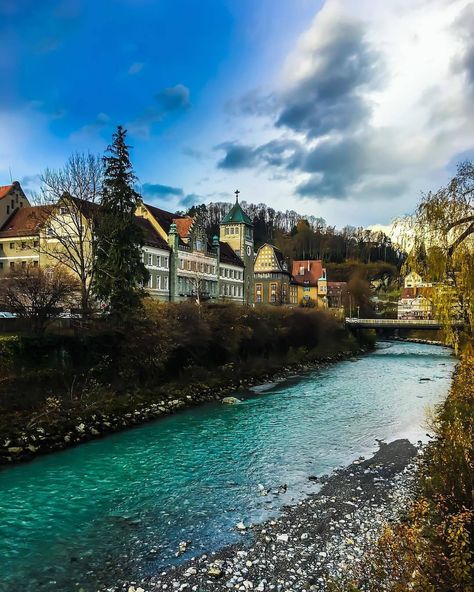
397 287 433 320
219 192 254 304
138 203 220 302
327 281 347 309
0 206 50 273
0 182 30 226
136 216 171 300
404 271 432 289
254 243 291 304
290 259 328 307
136 197 252 304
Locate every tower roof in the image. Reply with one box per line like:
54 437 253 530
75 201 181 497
221 197 253 226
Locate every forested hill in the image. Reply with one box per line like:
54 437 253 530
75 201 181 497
186 201 405 267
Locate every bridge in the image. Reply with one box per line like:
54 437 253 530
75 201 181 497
345 318 446 330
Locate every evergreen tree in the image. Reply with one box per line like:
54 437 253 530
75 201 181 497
94 126 149 318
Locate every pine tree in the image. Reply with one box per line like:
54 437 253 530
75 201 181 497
94 126 149 318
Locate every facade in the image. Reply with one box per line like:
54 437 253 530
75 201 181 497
136 217 171 300
404 271 432 289
290 260 328 307
398 272 435 320
397 287 433 320
136 199 250 303
327 281 347 309
254 243 291 305
0 206 51 275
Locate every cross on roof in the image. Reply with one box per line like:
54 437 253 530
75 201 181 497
234 189 240 202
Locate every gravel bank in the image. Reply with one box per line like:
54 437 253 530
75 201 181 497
111 438 420 592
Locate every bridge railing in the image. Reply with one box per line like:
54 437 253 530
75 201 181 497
345 318 442 326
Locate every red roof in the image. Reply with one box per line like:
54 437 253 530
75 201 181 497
173 217 194 238
327 281 347 293
0 206 52 237
0 184 14 200
400 287 416 299
291 260 325 286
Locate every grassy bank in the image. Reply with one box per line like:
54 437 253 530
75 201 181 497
0 302 373 464
330 351 474 592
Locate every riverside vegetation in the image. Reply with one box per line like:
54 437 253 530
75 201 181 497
0 302 372 465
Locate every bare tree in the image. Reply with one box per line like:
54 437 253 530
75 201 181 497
0 266 80 334
35 153 103 317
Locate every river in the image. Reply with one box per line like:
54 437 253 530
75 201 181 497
0 341 455 591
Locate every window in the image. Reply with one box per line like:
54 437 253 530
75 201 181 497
255 283 262 303
33 240 39 248
163 276 168 290
270 283 277 303
11 199 14 209
60 207 68 215
9 242 14 249
6 206 9 215
21 261 26 268
9 262 14 269
156 275 161 290
21 242 26 249
147 253 153 265
0 262 3 269
33 261 38 267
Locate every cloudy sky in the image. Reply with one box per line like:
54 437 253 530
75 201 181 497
1 0 473 227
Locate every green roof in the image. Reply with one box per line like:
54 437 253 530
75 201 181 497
222 200 253 226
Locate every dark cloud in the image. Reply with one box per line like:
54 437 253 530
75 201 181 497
217 142 258 170
129 84 190 138
155 84 190 114
276 15 384 138
216 139 304 170
142 183 184 197
180 193 202 208
451 3 474 88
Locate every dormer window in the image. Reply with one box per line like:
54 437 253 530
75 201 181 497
60 207 68 215
299 266 305 275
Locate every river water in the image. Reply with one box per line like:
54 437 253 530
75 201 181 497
0 341 455 591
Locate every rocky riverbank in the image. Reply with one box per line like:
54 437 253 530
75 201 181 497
110 438 421 592
0 347 368 467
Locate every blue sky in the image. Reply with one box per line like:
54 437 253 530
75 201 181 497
1 0 473 227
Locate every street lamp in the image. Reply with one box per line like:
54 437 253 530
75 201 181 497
357 305 360 319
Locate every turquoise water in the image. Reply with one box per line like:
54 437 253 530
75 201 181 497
0 341 455 591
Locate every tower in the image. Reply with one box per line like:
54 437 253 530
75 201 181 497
219 190 254 304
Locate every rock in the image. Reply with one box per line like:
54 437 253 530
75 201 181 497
7 447 22 454
75 423 86 433
276 534 289 543
207 563 223 578
236 521 247 531
222 397 241 405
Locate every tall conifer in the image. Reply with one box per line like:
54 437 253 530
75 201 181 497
94 126 148 317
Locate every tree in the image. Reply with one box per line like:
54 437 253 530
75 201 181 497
0 266 79 334
36 153 103 317
93 126 148 318
408 160 474 348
